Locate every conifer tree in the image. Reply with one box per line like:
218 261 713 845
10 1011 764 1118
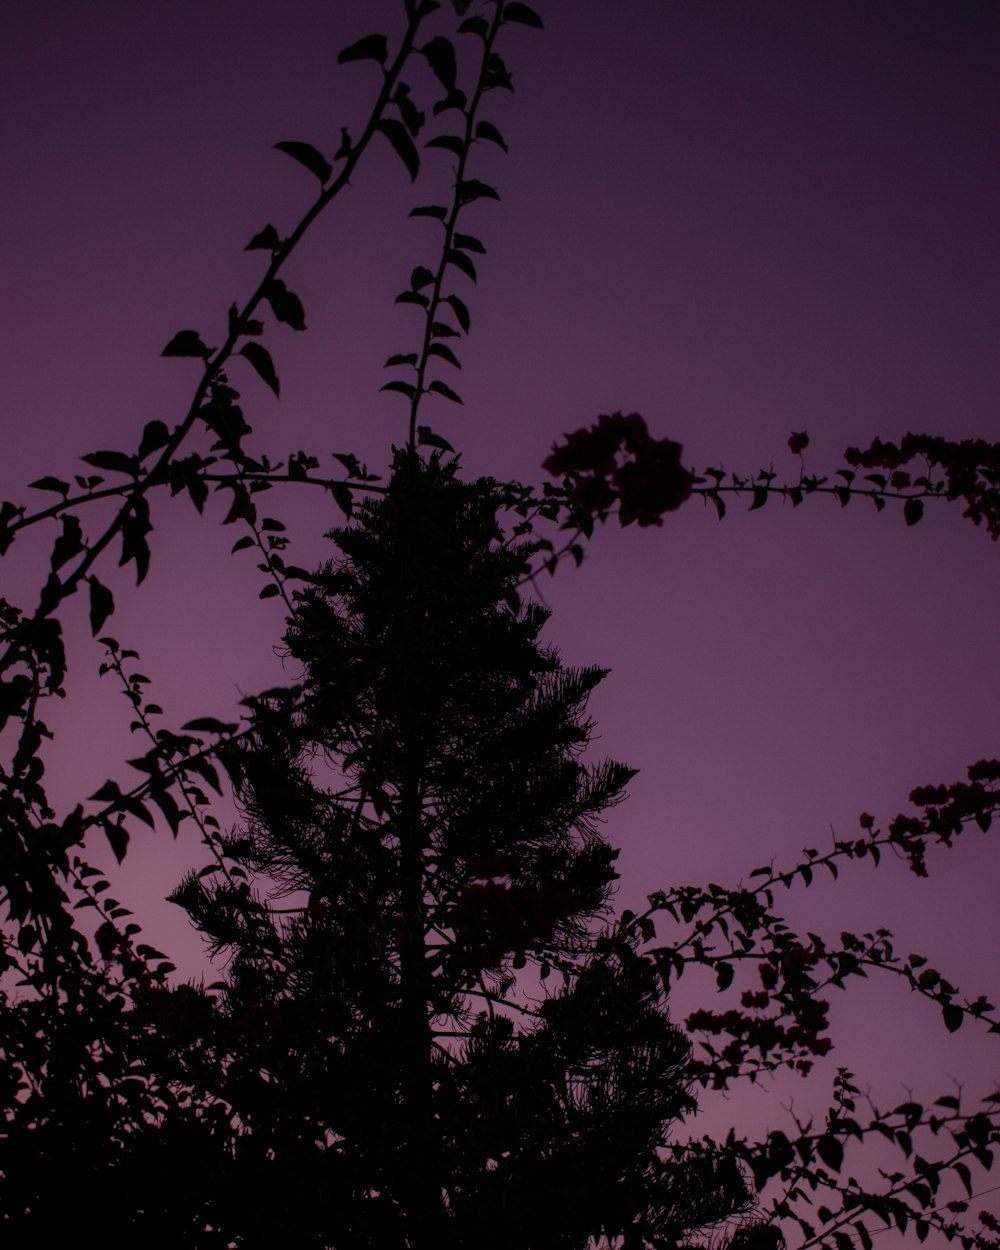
165 450 754 1248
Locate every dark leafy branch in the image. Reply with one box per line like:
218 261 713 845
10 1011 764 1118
731 1071 1000 1250
542 415 1000 542
0 1 436 668
379 1 518 448
0 0 454 957
611 758 1000 1087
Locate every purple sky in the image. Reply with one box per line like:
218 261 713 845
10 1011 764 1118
3 0 1000 1218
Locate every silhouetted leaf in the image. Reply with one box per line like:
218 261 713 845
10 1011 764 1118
231 535 255 553
394 84 425 136
425 134 464 154
715 961 734 991
162 330 211 358
264 279 306 330
446 294 470 332
331 452 366 477
447 249 477 281
816 1136 844 1170
476 120 508 151
385 353 418 367
169 457 208 513
955 1161 974 1197
203 401 252 453
81 450 137 475
428 380 463 404
274 140 332 184
245 224 282 251
328 482 354 518
411 265 435 290
88 576 115 635
0 676 31 731
260 583 281 600
748 486 768 511
854 1221 873 1250
183 717 237 733
51 515 84 571
381 380 416 399
396 290 429 307
422 36 457 92
38 571 62 615
150 785 183 835
432 90 467 118
458 179 500 204
504 2 543 27
454 232 485 253
410 204 448 220
378 119 420 180
943 1003 964 1032
104 822 129 864
229 304 264 338
138 420 171 460
240 342 280 397
29 476 71 497
90 780 122 805
904 497 924 526
484 53 513 91
222 485 255 526
458 15 488 37
417 426 454 451
428 342 461 369
337 32 388 65
120 498 152 583
0 502 21 555
135 944 169 961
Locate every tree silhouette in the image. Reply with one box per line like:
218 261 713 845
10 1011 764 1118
160 451 754 1248
2 2 1000 1248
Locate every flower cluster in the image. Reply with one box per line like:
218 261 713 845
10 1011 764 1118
861 758 1000 877
844 434 1000 539
543 412 694 527
787 431 809 455
686 944 832 1086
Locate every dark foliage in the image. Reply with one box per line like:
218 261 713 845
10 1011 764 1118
2 3 999 1248
159 453 753 1248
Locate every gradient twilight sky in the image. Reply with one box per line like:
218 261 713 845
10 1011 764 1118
3 0 1000 1217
